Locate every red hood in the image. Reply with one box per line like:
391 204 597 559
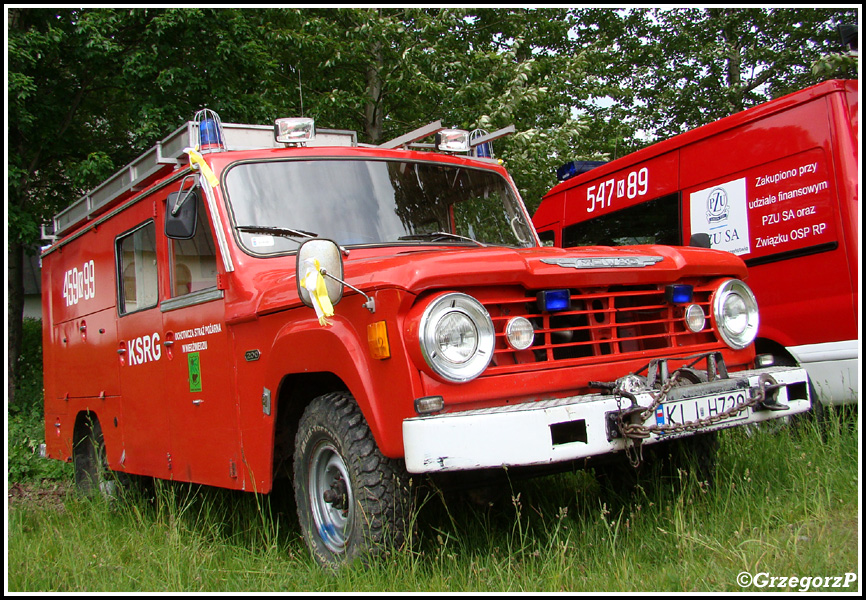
248 244 747 317
343 244 747 290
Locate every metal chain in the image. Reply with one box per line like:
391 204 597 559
619 372 769 440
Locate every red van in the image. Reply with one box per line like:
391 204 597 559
535 80 858 408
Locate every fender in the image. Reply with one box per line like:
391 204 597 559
264 309 420 458
756 322 800 356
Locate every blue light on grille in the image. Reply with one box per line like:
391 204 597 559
537 289 571 312
665 284 693 304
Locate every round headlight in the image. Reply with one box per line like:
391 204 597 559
419 292 495 382
435 311 479 363
684 303 706 333
505 316 535 350
712 279 759 349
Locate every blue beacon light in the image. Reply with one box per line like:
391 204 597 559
199 118 223 149
538 289 571 312
665 284 694 304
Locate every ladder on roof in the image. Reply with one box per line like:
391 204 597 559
47 121 357 239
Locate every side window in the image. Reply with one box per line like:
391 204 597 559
537 229 556 247
117 222 159 314
563 193 681 248
170 194 218 297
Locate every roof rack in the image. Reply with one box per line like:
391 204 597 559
47 121 357 239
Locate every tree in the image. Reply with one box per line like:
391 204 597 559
570 7 859 144
9 8 145 400
6 8 290 399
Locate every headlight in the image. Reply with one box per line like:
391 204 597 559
419 292 495 382
712 279 759 350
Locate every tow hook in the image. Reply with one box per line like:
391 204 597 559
597 374 649 441
755 373 787 411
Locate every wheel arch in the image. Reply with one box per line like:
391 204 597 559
271 371 349 482
71 409 104 449
754 337 799 366
265 319 406 482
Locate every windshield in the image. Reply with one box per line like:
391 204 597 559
223 158 536 254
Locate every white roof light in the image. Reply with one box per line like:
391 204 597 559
435 129 471 153
275 118 315 144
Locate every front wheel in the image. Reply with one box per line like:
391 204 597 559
293 392 412 567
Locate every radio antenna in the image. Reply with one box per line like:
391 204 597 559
298 66 304 117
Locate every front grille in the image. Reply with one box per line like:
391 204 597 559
480 284 717 375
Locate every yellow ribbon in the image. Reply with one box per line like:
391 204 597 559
302 258 334 327
184 147 220 188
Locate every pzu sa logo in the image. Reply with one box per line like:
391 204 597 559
706 187 730 224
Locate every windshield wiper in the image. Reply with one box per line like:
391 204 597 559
397 231 486 247
236 225 351 256
236 225 318 240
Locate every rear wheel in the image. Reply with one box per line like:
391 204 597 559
293 392 412 567
72 415 114 497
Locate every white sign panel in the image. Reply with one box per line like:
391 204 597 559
689 177 751 256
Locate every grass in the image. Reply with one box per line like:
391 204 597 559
7 408 859 593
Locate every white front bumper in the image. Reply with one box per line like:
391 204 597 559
403 366 810 474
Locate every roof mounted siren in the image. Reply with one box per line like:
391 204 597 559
556 160 608 182
470 129 493 158
195 108 226 154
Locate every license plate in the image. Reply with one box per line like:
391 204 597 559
650 389 750 429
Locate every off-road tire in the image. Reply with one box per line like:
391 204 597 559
293 392 412 567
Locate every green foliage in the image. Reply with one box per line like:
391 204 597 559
570 7 858 145
8 7 856 244
8 319 72 483
811 50 859 78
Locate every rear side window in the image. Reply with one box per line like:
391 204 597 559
563 193 681 247
117 222 159 314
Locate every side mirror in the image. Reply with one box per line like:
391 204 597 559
296 239 345 308
165 185 200 240
689 233 711 249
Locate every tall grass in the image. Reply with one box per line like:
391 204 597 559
7 408 858 593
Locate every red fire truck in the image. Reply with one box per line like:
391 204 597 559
42 110 810 566
535 79 858 409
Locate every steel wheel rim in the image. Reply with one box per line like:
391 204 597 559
309 441 354 554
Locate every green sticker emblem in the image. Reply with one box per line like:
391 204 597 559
188 352 202 392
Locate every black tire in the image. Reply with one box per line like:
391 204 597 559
72 415 114 497
293 392 412 567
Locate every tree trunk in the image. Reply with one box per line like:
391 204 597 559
364 40 384 144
